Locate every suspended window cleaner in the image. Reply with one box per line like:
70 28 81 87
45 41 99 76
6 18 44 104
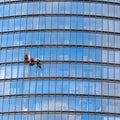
29 57 35 65
36 58 41 68
24 53 29 63
24 54 41 68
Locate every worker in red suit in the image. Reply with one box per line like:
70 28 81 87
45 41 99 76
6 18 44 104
29 57 35 65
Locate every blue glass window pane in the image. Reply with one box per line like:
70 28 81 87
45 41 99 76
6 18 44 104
9 98 15 111
65 17 70 29
40 2 46 14
84 2 89 14
77 2 83 14
33 17 39 29
55 97 62 110
59 2 64 14
76 80 82 94
15 18 21 30
103 19 108 31
36 97 42 111
18 65 24 78
63 80 69 94
3 19 9 31
2 115 8 120
4 81 10 95
102 66 108 79
76 97 81 111
65 2 71 14
21 18 27 30
96 98 101 112
9 115 14 120
50 64 56 77
46 17 51 29
29 98 35 111
71 32 76 45
56 81 62 93
52 2 58 14
27 18 32 30
96 3 102 15
77 18 83 29
96 34 102 46
70 64 76 77
16 3 21 15
39 17 45 29
9 19 14 31
89 81 95 95
103 4 108 16
89 98 95 111
28 3 33 14
102 99 108 112
15 115 21 120
72 2 77 14
51 32 57 44
1 50 6 62
6 49 12 62
69 97 75 111
90 3 95 15
22 98 29 111
71 17 77 29
58 32 63 44
26 33 32 45
76 64 82 77
45 32 51 44
22 3 27 15
30 80 36 94
90 18 95 30
5 65 11 78
7 34 13 46
36 80 42 94
42 97 48 110
10 4 15 16
0 5 3 17
52 17 57 29
0 98 3 112
34 2 40 14
0 82 3 95
83 80 89 94
46 2 52 14
49 97 55 111
96 19 102 31
3 98 9 112
82 97 88 111
0 65 5 79
69 80 75 94
12 65 18 78
43 80 49 93
17 81 23 94
115 67 120 80
4 4 9 16
23 81 29 94
64 32 70 45
58 17 64 29
13 49 19 62
10 81 16 95
70 48 76 61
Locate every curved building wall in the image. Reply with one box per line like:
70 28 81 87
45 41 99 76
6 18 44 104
0 0 120 120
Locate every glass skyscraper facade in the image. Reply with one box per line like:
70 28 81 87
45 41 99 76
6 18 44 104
0 0 120 120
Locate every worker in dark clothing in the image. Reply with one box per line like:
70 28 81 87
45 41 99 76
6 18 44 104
36 58 41 68
24 53 29 63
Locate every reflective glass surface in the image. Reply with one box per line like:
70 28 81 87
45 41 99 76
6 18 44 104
0 0 120 120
